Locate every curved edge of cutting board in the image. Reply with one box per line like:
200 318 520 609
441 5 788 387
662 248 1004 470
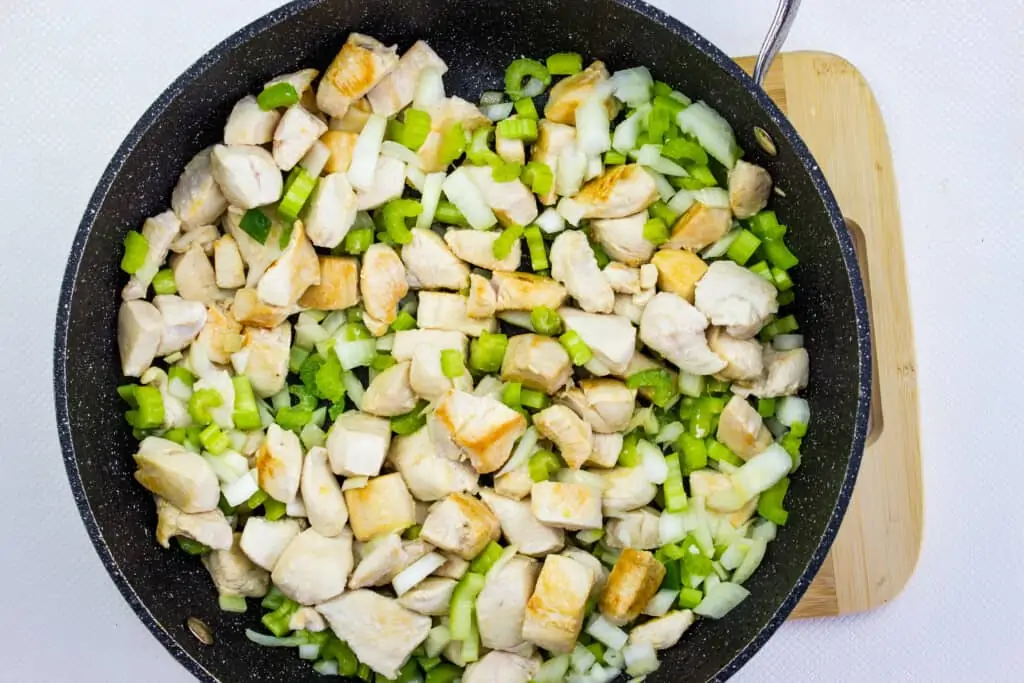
734 51 924 618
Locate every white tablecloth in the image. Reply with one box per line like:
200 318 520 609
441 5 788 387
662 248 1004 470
1 0 1021 680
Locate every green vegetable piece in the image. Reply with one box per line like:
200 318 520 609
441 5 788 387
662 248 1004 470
187 388 222 426
726 229 762 266
662 452 688 512
545 52 583 76
152 268 177 295
643 217 670 246
264 498 287 522
559 330 593 366
496 117 538 142
343 226 374 255
513 97 539 120
438 122 467 167
468 541 504 575
491 161 523 182
440 349 465 379
257 81 299 110
757 398 777 417
120 230 149 274
390 309 417 332
758 476 790 525
530 306 562 336
492 224 524 260
449 572 486 640
434 200 469 225
381 198 423 245
240 208 272 244
391 400 430 436
315 350 345 403
678 587 703 609
469 332 508 373
261 597 300 637
505 58 551 99
176 537 211 555
677 433 709 474
521 161 554 196
519 388 550 411
501 382 523 408
528 449 562 482
706 438 744 467
278 166 317 220
626 368 677 408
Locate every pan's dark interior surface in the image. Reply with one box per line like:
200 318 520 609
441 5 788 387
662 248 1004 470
54 0 869 681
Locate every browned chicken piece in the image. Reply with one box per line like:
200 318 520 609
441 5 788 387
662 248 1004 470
420 492 501 559
600 548 666 626
360 243 408 326
544 61 616 125
367 40 448 117
707 327 763 381
231 289 291 328
298 255 360 310
329 97 372 133
317 33 399 117
531 120 577 205
320 130 359 173
717 395 773 460
466 273 497 319
522 554 595 654
650 249 708 302
728 160 773 219
500 334 573 395
256 221 321 308
558 378 635 434
432 389 527 473
575 165 659 219
532 405 593 470
344 473 418 541
665 202 732 251
491 272 567 311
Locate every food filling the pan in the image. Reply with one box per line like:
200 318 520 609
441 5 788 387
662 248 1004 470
115 33 809 681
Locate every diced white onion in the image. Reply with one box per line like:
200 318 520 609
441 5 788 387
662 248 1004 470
443 167 497 230
603 648 624 669
585 155 604 181
333 339 376 370
623 644 660 677
406 165 427 192
643 588 679 617
772 333 804 351
341 476 368 491
703 573 721 593
222 469 260 507
300 423 326 450
576 95 612 156
557 197 586 226
586 615 629 651
610 67 654 106
638 439 668 484
693 187 730 209
726 443 792 502
643 168 675 201
168 376 193 402
186 342 215 381
731 537 768 585
479 90 505 106
298 643 321 660
320 311 347 336
676 101 741 169
677 371 704 398
694 581 750 618
300 140 330 177
701 228 741 259
636 144 663 167
535 207 566 235
348 113 387 191
393 552 447 596
655 421 685 444
203 450 249 484
497 311 535 331
227 430 246 451
589 664 623 683
414 67 446 109
612 108 646 153
720 539 751 571
571 643 597 673
670 90 692 105
556 143 588 196
649 156 689 177
163 351 183 364
497 426 539 477
776 396 810 427
627 406 659 435
668 188 696 214
245 628 306 647
472 375 505 398
229 349 250 375
257 401 275 429
312 659 338 676
687 497 716 557
416 172 446 230
424 624 452 658
381 140 423 168
534 655 571 683
751 519 778 542
295 322 330 350
576 528 605 545
300 310 329 324
481 102 515 121
342 371 364 409
658 511 690 546
556 468 607 492
584 357 612 377
521 77 546 98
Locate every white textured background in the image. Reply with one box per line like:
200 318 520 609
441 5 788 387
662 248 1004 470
1 0 1022 681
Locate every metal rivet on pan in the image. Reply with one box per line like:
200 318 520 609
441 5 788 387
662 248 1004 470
188 616 214 646
754 126 778 156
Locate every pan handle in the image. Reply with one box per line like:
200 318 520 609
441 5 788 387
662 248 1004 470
752 0 802 87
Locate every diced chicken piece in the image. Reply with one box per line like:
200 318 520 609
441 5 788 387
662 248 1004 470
390 329 467 361
603 262 641 294
598 467 658 514
368 40 448 117
530 481 602 530
728 160 773 219
558 308 636 375
420 492 501 559
549 230 614 313
600 548 665 626
257 220 321 307
301 446 349 537
433 389 528 473
327 412 392 477
193 303 241 365
464 651 539 683
417 97 491 172
590 433 623 468
122 211 183 300
695 260 779 340
496 122 526 164
474 554 539 651
133 437 219 513
329 97 372 132
316 590 431 679
355 155 406 210
213 235 245 289
666 202 732 251
533 405 593 470
463 165 539 228
522 554 594 654
417 292 497 337
239 323 291 397
629 610 695 650
221 207 285 287
169 223 219 257
203 533 269 598
304 172 359 249
495 466 534 500
155 497 232 551
273 528 353 605
360 243 408 325
398 576 457 615
492 272 567 311
171 147 229 229
482 487 565 556
531 120 577 205
707 327 763 381
500 334 572 395
210 144 283 209
443 229 521 272
255 423 303 504
467 273 497 319
559 378 635 434
613 293 645 324
345 473 417 541
401 228 470 290
735 347 810 398
224 95 281 145
239 516 304 571
362 361 418 416
689 469 733 504
433 553 470 580
605 508 660 550
118 300 163 377
560 547 607 599
172 241 228 305
273 104 328 171
289 607 327 633
717 395 773 460
317 33 399 117
639 292 726 375
349 533 404 588
544 61 615 125
576 165 658 219
299 255 360 310
589 212 653 267
320 130 359 173
390 426 478 501
651 249 708 302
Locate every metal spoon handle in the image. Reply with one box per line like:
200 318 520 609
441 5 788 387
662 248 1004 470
753 0 802 87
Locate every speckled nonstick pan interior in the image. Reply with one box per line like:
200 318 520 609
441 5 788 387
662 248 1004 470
53 0 871 680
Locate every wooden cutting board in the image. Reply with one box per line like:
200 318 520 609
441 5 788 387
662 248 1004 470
732 52 923 618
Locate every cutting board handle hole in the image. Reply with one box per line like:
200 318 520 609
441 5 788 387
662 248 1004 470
845 217 883 446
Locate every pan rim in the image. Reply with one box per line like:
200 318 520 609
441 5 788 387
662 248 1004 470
52 0 872 680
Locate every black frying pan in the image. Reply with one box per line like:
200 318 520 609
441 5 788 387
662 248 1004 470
53 0 872 680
